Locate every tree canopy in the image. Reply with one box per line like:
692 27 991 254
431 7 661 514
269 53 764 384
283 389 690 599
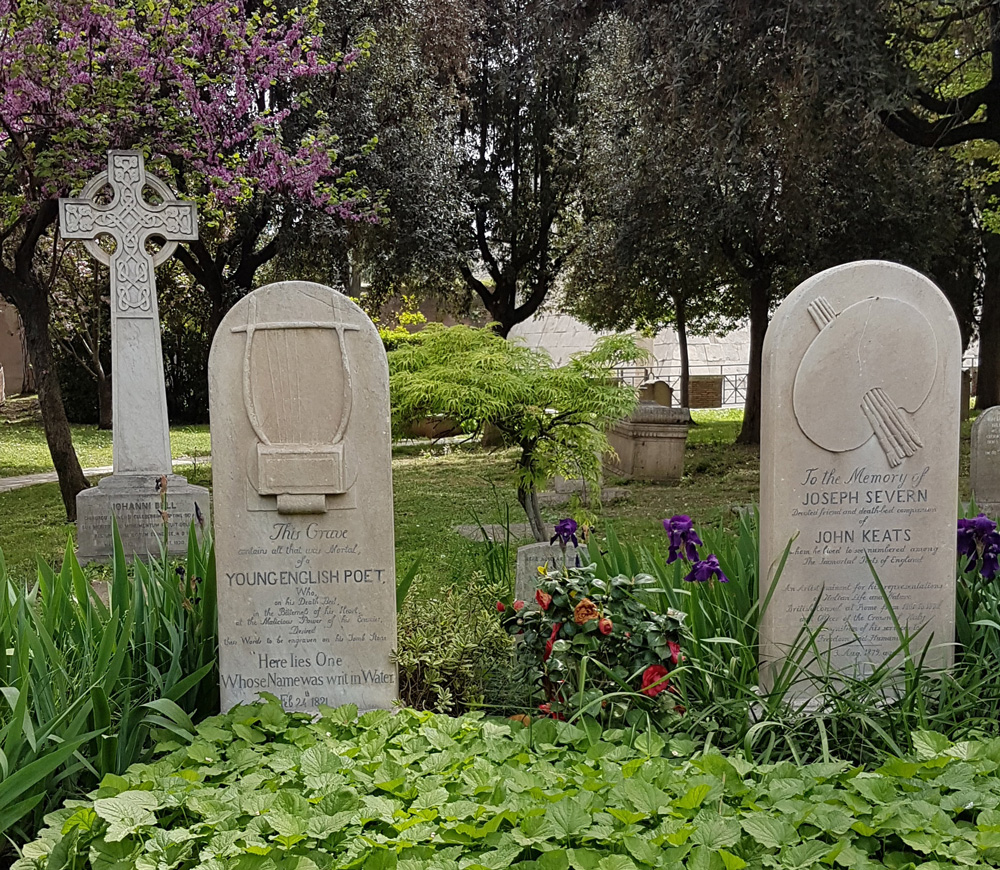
0 0 373 517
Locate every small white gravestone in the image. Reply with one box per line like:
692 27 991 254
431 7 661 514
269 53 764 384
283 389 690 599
60 151 210 560
209 281 397 713
760 261 959 694
972 407 1000 518
515 542 566 603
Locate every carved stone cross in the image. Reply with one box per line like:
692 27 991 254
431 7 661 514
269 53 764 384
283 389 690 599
59 151 210 562
59 150 198 474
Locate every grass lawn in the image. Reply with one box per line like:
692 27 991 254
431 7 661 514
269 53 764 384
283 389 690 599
0 400 976 585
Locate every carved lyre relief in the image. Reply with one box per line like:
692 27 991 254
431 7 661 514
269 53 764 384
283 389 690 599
233 288 361 513
792 295 937 468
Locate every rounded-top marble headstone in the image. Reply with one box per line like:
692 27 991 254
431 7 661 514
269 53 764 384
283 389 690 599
760 261 959 695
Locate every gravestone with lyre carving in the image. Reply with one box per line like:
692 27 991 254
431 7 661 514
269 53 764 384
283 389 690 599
59 151 211 560
760 261 959 697
209 281 397 712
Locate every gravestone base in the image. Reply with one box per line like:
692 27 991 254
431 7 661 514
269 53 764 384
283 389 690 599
76 473 211 562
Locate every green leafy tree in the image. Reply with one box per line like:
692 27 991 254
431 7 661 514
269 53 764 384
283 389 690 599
567 4 972 443
882 0 1000 407
388 325 640 541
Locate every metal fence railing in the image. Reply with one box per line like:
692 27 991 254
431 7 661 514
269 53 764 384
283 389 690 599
616 364 748 409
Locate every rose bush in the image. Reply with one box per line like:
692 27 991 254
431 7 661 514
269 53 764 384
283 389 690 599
501 523 685 721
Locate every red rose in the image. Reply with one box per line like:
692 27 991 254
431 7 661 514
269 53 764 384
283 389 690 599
538 703 565 721
496 601 506 613
536 589 552 610
513 599 526 611
543 622 562 661
641 664 670 698
598 617 613 636
668 640 682 665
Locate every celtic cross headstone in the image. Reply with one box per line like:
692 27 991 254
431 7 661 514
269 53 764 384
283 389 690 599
60 150 210 561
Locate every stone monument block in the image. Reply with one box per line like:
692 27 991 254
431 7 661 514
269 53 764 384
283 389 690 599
760 261 959 693
209 281 397 713
638 380 673 407
972 407 1000 518
606 404 691 483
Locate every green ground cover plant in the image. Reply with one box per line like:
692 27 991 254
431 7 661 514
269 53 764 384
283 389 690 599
0 525 218 863
19 696 1000 870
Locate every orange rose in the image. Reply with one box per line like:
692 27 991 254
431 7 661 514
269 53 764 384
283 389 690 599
536 589 552 610
573 597 600 624
598 617 613 635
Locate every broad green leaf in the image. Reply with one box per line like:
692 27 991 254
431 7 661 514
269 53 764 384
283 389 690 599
691 815 741 849
741 815 795 849
94 792 158 842
676 784 712 810
548 799 592 840
912 731 952 760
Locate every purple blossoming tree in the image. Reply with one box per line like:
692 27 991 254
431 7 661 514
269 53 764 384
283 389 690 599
0 0 373 519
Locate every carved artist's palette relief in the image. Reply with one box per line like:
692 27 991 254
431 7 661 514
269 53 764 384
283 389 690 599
792 295 937 467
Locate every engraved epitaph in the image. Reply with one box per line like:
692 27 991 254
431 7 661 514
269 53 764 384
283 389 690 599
209 281 397 712
59 151 210 560
972 407 1000 518
760 261 959 695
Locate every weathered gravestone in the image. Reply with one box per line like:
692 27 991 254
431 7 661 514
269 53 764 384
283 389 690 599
971 407 1000 518
515 541 566 603
760 261 959 694
209 281 397 712
59 151 210 560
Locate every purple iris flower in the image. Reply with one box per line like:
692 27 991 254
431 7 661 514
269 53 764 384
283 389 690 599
958 514 997 560
551 518 579 549
958 514 1000 576
683 554 729 584
663 515 703 563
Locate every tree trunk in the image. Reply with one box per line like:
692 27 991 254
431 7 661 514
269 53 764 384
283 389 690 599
18 285 90 519
97 371 112 430
517 482 546 543
736 274 771 446
676 299 690 408
978 232 1000 410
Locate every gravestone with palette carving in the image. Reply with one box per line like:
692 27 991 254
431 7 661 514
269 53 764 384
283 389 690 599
760 261 959 695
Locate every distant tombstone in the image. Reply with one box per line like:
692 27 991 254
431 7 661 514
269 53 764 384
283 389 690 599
60 151 210 560
638 380 673 407
760 261 959 694
972 407 1000 517
209 281 396 713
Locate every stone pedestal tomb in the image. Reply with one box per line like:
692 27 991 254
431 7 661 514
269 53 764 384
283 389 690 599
972 407 1000 518
60 151 210 560
760 261 959 694
209 281 397 713
606 403 691 483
